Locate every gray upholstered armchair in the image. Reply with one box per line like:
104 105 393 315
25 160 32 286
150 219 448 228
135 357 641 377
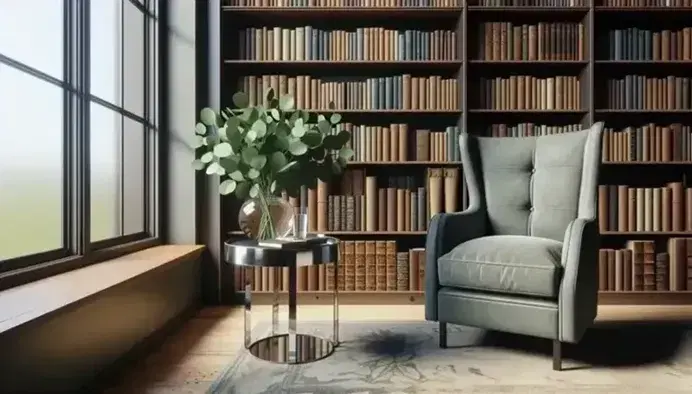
425 123 603 371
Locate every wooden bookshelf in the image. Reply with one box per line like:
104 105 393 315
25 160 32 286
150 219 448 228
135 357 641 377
219 0 692 307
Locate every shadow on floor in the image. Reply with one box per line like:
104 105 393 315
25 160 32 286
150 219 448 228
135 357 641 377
483 323 691 368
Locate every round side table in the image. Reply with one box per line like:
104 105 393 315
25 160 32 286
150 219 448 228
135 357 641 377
224 236 339 364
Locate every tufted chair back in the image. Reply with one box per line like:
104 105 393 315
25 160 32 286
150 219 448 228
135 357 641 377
462 123 603 242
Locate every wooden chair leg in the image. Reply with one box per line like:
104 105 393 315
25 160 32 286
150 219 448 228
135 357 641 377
439 322 447 348
552 340 562 371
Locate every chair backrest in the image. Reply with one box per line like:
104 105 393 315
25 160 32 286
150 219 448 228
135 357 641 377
461 123 603 241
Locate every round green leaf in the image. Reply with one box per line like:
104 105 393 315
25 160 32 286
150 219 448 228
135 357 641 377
229 130 243 152
249 183 260 198
265 87 275 102
301 131 323 147
274 133 290 150
249 154 267 170
200 108 216 126
241 147 259 164
232 92 249 108
206 162 222 175
191 159 205 170
247 168 260 179
270 151 288 171
200 152 214 163
270 109 281 121
219 158 239 173
339 147 354 161
245 129 258 143
219 179 237 195
251 120 267 137
235 182 250 199
291 124 306 138
317 114 327 122
329 113 342 124
229 170 244 181
337 130 352 147
279 95 295 111
213 142 233 158
288 140 308 156
195 122 207 135
300 110 310 124
217 126 229 141
317 119 331 134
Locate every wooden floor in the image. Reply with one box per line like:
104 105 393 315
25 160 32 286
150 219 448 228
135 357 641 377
104 304 692 394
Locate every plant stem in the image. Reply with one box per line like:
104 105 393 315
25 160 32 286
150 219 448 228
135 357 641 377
256 185 276 240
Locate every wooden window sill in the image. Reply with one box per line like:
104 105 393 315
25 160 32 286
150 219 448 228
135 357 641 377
0 245 205 334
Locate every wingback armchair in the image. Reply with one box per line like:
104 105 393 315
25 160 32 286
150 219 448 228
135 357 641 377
425 123 603 371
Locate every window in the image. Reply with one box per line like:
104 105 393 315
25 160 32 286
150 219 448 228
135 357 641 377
0 0 163 279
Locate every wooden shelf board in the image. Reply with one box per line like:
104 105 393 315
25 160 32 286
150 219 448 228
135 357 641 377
595 6 692 11
602 161 692 165
221 6 463 16
601 231 692 235
238 291 692 305
228 231 427 235
348 161 462 165
596 109 692 113
303 109 461 113
468 6 589 12
469 60 587 64
469 109 587 114
595 60 692 64
224 60 462 65
599 291 692 305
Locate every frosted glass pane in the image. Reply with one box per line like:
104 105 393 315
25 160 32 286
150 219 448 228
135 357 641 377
0 66 63 259
0 0 63 80
90 0 122 105
90 102 121 242
122 117 145 235
123 0 145 117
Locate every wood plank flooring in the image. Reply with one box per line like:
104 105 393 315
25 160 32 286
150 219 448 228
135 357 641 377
104 304 692 394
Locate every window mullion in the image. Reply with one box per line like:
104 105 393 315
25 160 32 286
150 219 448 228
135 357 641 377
78 0 91 254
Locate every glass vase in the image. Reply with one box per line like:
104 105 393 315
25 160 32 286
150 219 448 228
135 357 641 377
238 192 293 241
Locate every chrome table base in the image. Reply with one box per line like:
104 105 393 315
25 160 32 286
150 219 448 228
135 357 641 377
243 262 339 364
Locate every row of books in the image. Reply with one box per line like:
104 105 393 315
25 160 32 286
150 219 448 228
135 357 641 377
604 28 692 62
486 123 582 137
473 0 586 5
477 22 584 62
234 242 427 293
337 123 462 162
224 0 460 6
599 0 692 7
601 124 692 162
241 75 459 111
287 169 465 232
238 27 458 61
340 122 691 161
598 183 692 233
598 238 691 292
605 75 692 110
478 76 582 111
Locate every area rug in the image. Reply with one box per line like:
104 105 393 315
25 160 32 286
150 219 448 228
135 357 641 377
208 320 692 394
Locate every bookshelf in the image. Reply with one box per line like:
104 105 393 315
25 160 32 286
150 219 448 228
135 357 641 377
219 0 692 307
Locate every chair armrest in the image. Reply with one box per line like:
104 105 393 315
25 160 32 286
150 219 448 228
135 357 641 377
424 208 486 321
558 217 599 343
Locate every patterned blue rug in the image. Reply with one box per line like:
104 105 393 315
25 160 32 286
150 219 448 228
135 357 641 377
208 320 691 394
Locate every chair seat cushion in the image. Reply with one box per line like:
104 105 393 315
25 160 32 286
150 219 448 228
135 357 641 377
437 235 563 298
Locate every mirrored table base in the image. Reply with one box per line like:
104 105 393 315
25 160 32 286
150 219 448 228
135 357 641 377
248 333 335 364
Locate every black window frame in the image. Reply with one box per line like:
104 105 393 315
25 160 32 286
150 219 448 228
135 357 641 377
0 0 167 290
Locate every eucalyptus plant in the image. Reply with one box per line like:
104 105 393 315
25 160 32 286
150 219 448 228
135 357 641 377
191 88 352 237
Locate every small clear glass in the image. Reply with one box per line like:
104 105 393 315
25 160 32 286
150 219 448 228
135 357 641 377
292 207 308 240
